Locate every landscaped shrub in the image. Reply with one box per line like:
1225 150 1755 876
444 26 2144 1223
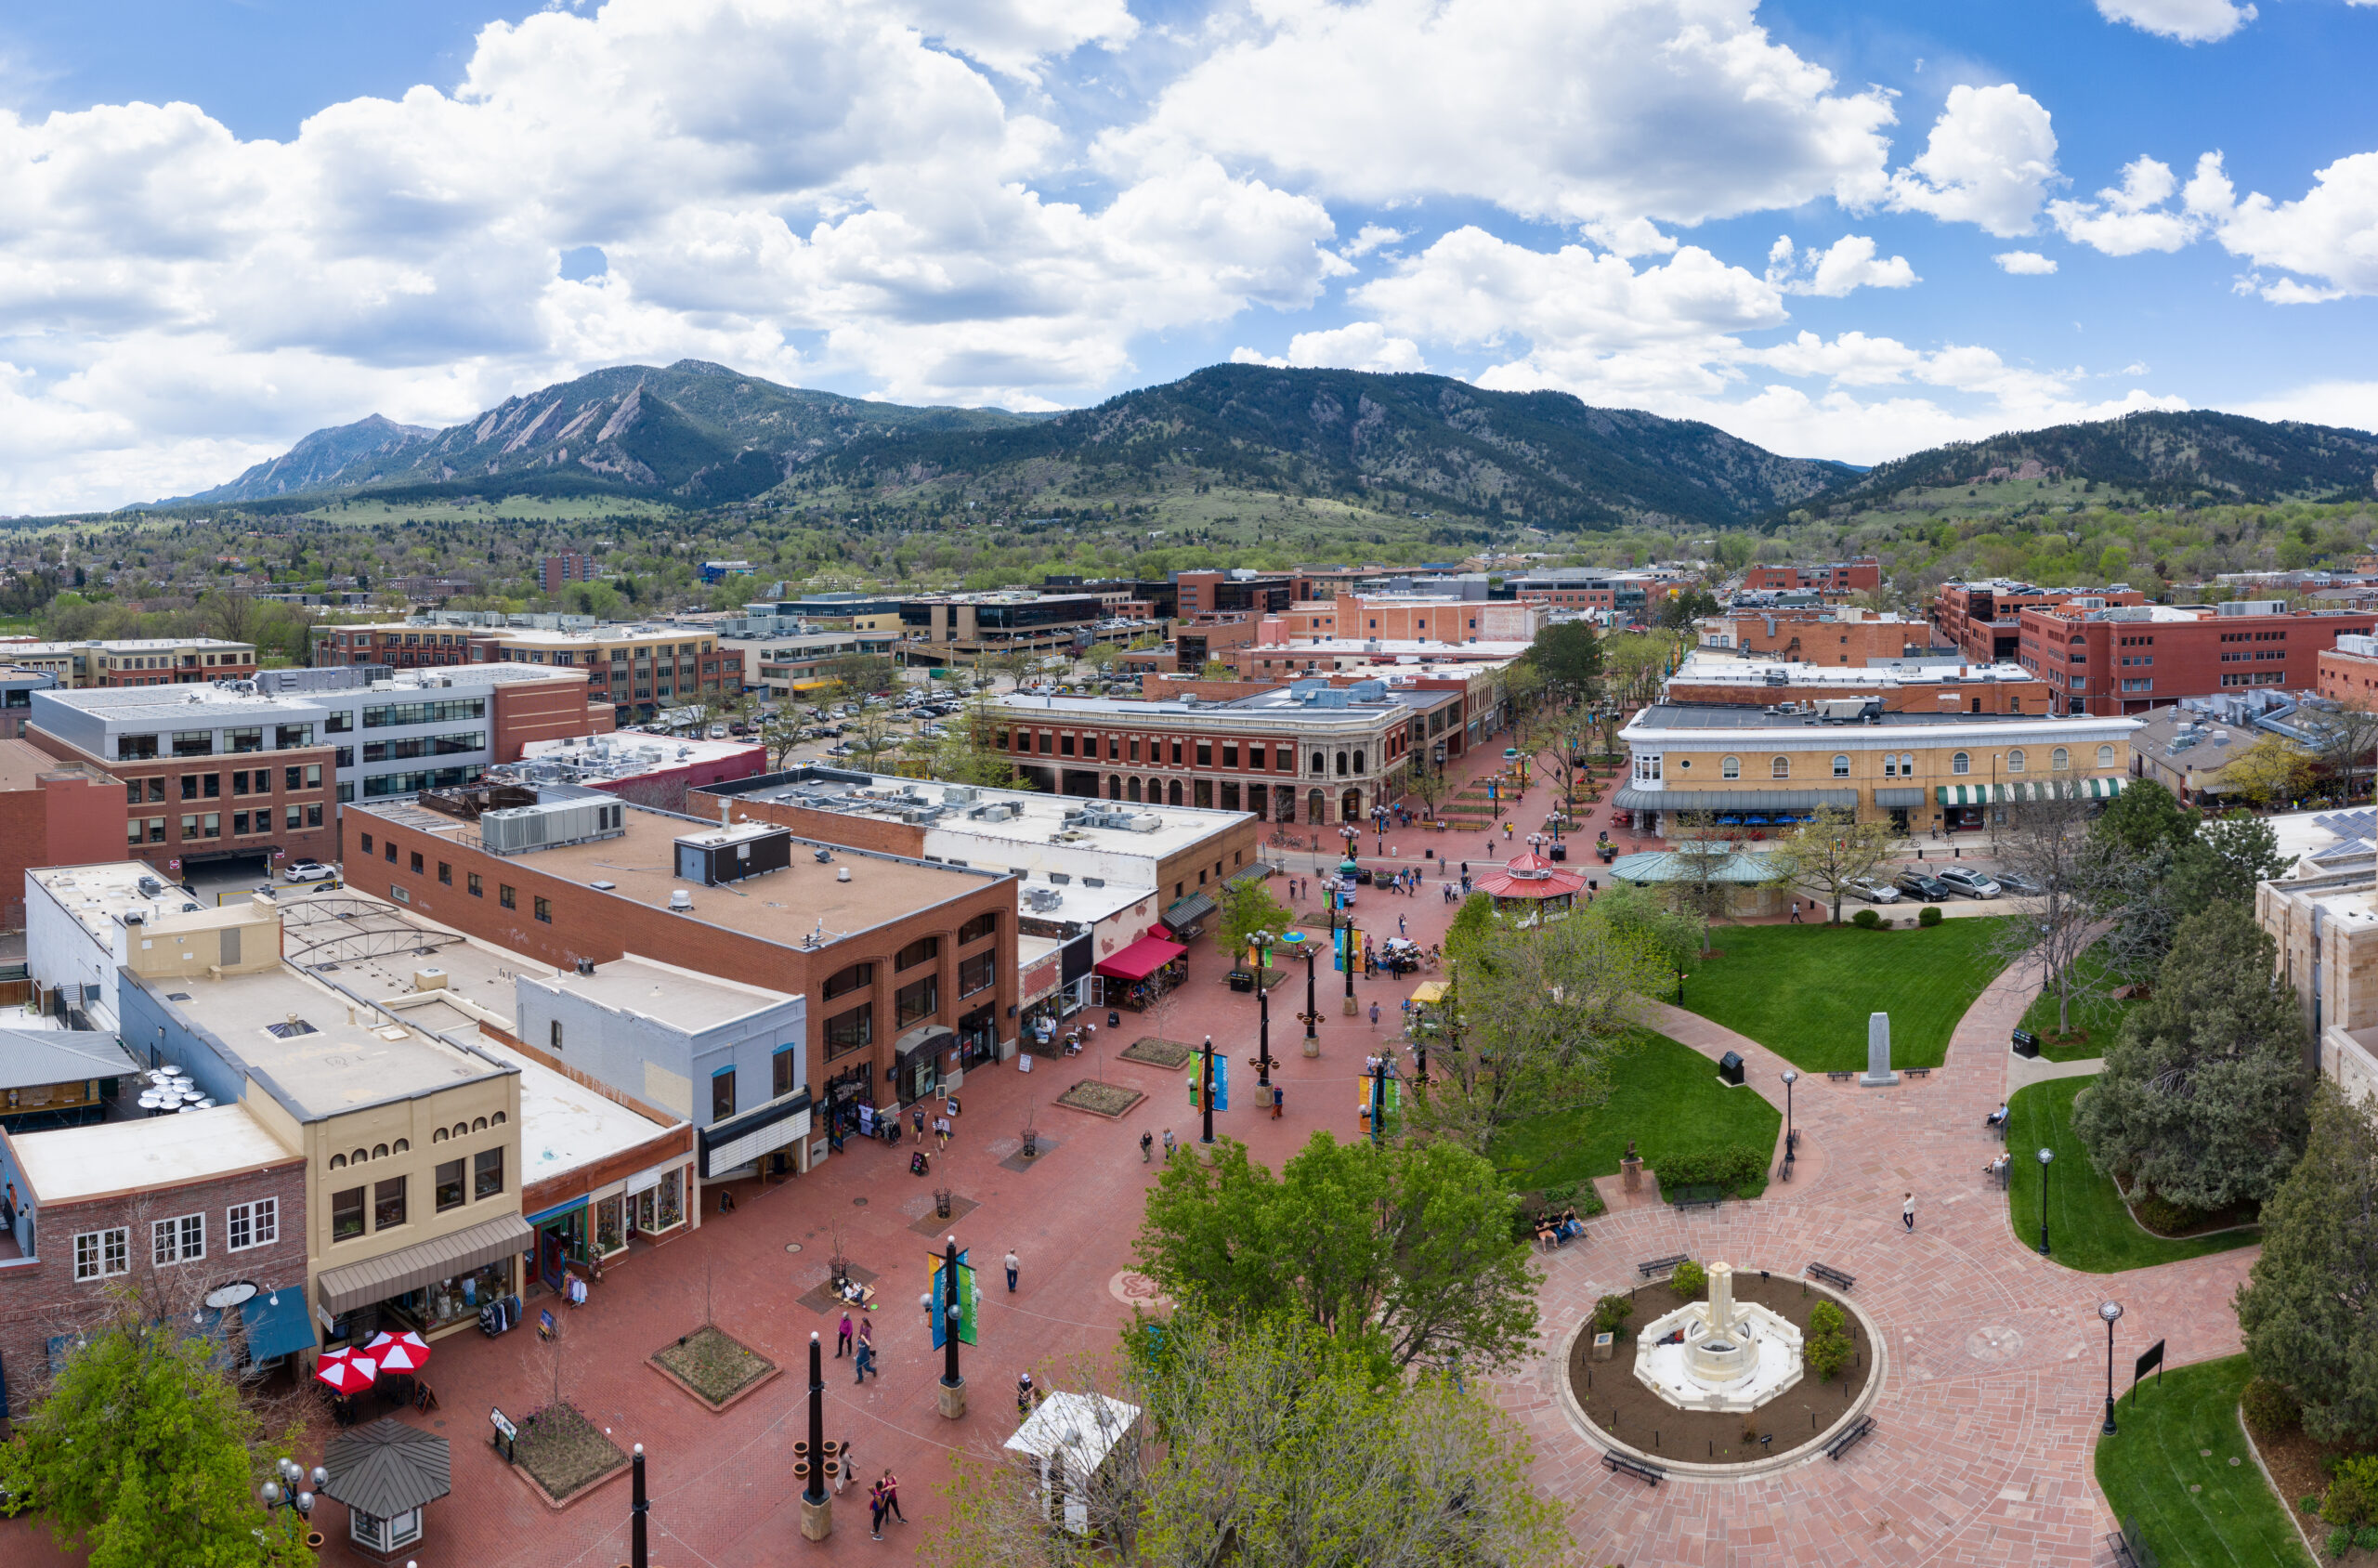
1803 1296 1853 1380
1669 1260 1706 1299
1808 1300 1846 1337
2327 1526 2353 1559
2321 1455 2378 1527
1917 904 1943 927
2358 1526 2378 1551
1652 1143 1768 1194
1591 1294 1634 1339
1852 908 1881 929
2242 1379 2302 1439
2134 1190 2214 1235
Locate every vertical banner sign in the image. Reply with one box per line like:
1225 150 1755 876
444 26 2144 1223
2129 1338 2165 1404
1336 926 1362 973
1211 1053 1228 1113
1356 1075 1402 1126
929 1249 981 1349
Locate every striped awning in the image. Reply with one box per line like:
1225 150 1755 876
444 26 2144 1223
1937 777 2128 806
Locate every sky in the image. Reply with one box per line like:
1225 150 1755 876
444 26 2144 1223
3 0 2377 514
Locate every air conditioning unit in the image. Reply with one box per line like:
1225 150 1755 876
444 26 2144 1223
1024 886 1064 911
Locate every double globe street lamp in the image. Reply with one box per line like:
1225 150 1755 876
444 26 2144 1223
259 1457 325 1521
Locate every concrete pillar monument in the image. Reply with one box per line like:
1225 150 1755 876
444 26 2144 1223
1861 1010 1900 1087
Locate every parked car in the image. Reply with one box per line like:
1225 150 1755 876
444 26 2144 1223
1893 872 1953 902
282 860 338 883
707 724 728 739
1845 877 1901 904
825 744 853 757
1935 867 2003 899
1993 871 2045 896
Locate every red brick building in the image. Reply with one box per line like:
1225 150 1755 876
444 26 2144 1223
2019 602 2378 716
1739 557 1881 594
2314 634 2378 705
0 741 128 928
0 1105 311 1416
1930 581 2149 665
1699 608 1940 663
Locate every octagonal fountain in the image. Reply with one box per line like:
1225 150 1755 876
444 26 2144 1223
1633 1261 1804 1412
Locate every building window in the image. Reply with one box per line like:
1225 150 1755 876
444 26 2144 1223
499 884 516 909
438 861 451 885
1832 754 1850 778
895 936 939 971
226 1197 277 1251
2006 749 2026 774
533 895 552 923
1770 756 1790 779
435 1159 465 1212
958 910 998 945
2052 747 2071 771
385 841 396 862
711 1068 736 1121
549 1019 563 1053
410 851 424 874
468 872 482 896
152 1213 204 1266
773 1045 798 1100
332 1186 365 1242
959 950 996 998
825 1005 874 1060
824 962 872 999
373 1176 407 1231
896 975 938 1025
73 1228 130 1281
1951 751 1971 776
473 1146 504 1200
2097 743 2116 766
1714 754 1737 779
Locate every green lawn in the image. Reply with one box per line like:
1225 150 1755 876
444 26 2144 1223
2019 942 2138 1063
1493 1030 1782 1197
2005 1077 2262 1273
1678 918 2013 1073
2096 1354 2314 1568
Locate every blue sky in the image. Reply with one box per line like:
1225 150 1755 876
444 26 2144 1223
1 0 2374 512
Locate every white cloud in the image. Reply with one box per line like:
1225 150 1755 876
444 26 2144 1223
1886 84 2060 238
902 0 1138 78
1764 234 1919 296
2226 380 2378 434
2185 150 2378 299
2047 155 2201 255
2094 0 2257 43
1229 321 1428 373
1105 0 1898 230
1340 224 1409 259
1993 250 2058 273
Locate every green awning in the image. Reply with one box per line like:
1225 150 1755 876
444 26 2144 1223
241 1287 317 1363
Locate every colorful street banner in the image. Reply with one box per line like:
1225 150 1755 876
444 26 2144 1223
928 1249 980 1348
1335 925 1363 973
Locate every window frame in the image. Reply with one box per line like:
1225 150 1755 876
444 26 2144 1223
73 1227 130 1281
331 1185 366 1243
226 1196 278 1252
1770 755 1790 779
1720 754 1740 779
1951 751 1971 776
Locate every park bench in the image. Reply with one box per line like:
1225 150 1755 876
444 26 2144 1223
1824 1415 1875 1461
1806 1261 1856 1292
1636 1253 1688 1280
1903 1066 1931 1078
1601 1451 1665 1487
2103 1515 2159 1568
1826 1070 1856 1082
1667 1183 1723 1212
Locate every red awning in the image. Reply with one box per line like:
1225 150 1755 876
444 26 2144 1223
1096 935 1189 982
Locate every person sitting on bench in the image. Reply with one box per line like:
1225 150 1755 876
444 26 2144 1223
1535 1220 1561 1253
1985 1102 2009 1128
1986 1152 2011 1183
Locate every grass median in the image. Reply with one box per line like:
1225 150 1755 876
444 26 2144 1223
1494 1029 1782 1198
2004 1076 2262 1273
2096 1353 2314 1568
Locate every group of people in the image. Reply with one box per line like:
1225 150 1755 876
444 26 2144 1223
1534 1208 1586 1250
1139 1128 1179 1161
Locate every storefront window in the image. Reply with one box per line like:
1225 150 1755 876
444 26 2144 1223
896 976 938 1026
595 1195 624 1256
654 1170 683 1230
399 1258 511 1331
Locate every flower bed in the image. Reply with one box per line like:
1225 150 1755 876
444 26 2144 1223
513 1402 628 1502
1055 1079 1145 1117
1121 1037 1197 1068
650 1325 777 1411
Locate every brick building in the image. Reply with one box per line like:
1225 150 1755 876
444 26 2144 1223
312 621 742 725
0 741 128 929
1929 581 2149 665
1270 595 1546 644
2017 600 2378 716
0 667 54 739
347 789 1019 1114
1696 607 1942 663
0 637 257 690
541 553 597 595
2316 633 2378 705
0 1104 313 1416
1739 557 1882 595
1663 654 2048 715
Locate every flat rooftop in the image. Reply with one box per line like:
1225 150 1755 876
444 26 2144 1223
510 733 761 782
717 768 1248 858
36 685 327 721
1671 656 2037 686
354 798 998 949
991 685 1450 726
14 1103 296 1202
1627 703 2141 736
3 637 250 654
479 1039 681 1187
29 861 204 943
526 955 795 1033
162 962 510 1121
0 739 113 791
1246 638 1531 659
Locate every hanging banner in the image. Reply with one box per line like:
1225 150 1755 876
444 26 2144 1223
1212 1052 1229 1113
928 1250 980 1349
1335 926 1363 973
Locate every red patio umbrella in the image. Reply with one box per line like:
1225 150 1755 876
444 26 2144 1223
314 1347 378 1394
364 1330 431 1376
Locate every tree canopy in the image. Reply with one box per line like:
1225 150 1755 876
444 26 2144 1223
2236 1084 2378 1447
1521 621 1601 703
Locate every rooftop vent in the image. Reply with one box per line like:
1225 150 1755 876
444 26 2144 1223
668 889 694 913
836 866 852 882
574 958 596 976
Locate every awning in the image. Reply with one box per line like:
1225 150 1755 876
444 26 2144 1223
1613 785 1859 813
699 1088 815 1178
1160 893 1217 934
524 1195 589 1228
321 1418 452 1519
1872 787 1927 807
316 1213 536 1316
241 1287 317 1363
1095 935 1189 983
1936 784 1990 806
1410 981 1449 1005
2085 775 2127 799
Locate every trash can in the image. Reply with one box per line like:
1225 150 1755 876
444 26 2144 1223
1718 1051 1745 1087
2011 1029 2040 1059
1549 843 1568 861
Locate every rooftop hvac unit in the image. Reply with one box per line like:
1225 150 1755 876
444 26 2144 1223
2217 598 2288 617
669 889 694 912
969 803 1018 823
1024 886 1064 911
673 823 793 886
477 797 628 855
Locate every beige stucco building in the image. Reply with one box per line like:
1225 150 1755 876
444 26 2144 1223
2256 869 2378 1103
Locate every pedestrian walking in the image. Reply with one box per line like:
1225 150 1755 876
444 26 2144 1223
854 1339 878 1383
1140 1130 1154 1162
936 1128 948 1154
835 1435 851 1495
869 1480 887 1539
857 1314 874 1352
1902 1192 1915 1232
1397 913 1407 936
1162 1128 1176 1160
1005 1248 1021 1292
836 1310 854 1357
912 1106 926 1143
881 1470 905 1523
1271 1084 1284 1119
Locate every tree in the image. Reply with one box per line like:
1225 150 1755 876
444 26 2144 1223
1134 1132 1539 1373
1589 882 1704 975
1655 586 1720 629
2225 737 2314 809
2094 777 2194 856
1215 877 1294 968
199 589 258 647
2165 809 2292 914
2069 901 2311 1212
2235 1083 2378 1448
2310 700 2378 803
1081 642 1118 672
825 651 898 699
1198 660 1232 681
1663 812 1739 949
1522 621 1602 704
0 1292 311 1568
1414 905 1662 1154
1759 804 1896 925
930 695 1032 789
756 707 807 769
1989 789 2113 1035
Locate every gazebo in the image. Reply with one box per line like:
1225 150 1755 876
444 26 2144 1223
320 1418 451 1560
1606 848 1789 919
1471 852 1587 918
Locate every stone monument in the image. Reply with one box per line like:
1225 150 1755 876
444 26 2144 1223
1860 1010 1899 1087
1632 1260 1805 1414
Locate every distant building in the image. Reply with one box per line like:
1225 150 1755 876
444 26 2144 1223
2017 600 2376 716
698 560 757 583
1739 557 1882 595
0 666 57 739
0 741 128 932
1928 580 2149 665
1696 606 1945 664
541 553 598 595
311 620 743 725
0 638 257 690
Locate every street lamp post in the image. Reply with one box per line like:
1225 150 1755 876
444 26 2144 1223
1200 1036 1216 1144
937 1235 967 1418
1253 930 1274 1090
2099 1300 2124 1435
2036 1146 2055 1256
257 1457 322 1531
1300 942 1321 1057
1781 1068 1797 1177
632 1442 653 1563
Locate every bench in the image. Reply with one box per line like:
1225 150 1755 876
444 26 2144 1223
1903 1066 1931 1078
1806 1261 1856 1292
2105 1515 2158 1568
1601 1451 1665 1487
1826 1070 1856 1082
1667 1183 1724 1212
1824 1415 1875 1461
1636 1253 1688 1280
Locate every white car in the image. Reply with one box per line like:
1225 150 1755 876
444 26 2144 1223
1936 867 2003 899
707 724 728 739
281 860 338 883
1845 877 1900 904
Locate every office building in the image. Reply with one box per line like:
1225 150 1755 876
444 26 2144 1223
895 593 1113 666
2016 599 2376 716
540 553 598 595
1929 581 2150 665
0 742 129 930
313 621 744 724
1739 557 1882 595
0 638 258 691
1695 607 1943 664
1662 653 2048 715
0 666 56 738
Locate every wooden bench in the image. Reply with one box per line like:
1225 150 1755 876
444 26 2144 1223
1636 1253 1688 1280
1824 1415 1875 1461
1904 1066 1931 1078
1806 1261 1856 1291
1601 1451 1665 1487
1826 1070 1856 1082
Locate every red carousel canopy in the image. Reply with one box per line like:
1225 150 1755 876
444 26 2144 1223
1473 852 1588 900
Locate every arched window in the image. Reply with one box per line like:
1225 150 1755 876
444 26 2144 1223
2052 747 2071 771
452 1123 469 1140
372 1143 388 1159
1108 775 1121 800
2097 744 2115 767
1721 755 1740 779
491 1111 506 1126
351 1149 369 1166
825 963 872 999
1335 751 1349 777
329 1153 346 1169
1832 754 1850 778
393 1139 409 1154
432 1128 448 1143
1168 778 1182 805
2006 749 2026 774
1770 756 1790 779
1353 750 1365 774
472 1117 488 1132
1952 751 1970 775
1311 751 1325 775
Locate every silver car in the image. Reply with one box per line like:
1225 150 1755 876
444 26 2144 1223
1845 877 1900 904
1936 867 2003 899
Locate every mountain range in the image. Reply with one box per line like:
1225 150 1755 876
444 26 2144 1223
167 360 2378 528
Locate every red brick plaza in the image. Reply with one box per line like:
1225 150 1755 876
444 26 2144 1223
0 732 2248 1568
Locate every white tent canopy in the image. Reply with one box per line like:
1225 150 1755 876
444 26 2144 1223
1003 1392 1141 1535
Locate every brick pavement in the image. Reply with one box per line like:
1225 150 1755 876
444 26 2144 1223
0 728 2255 1568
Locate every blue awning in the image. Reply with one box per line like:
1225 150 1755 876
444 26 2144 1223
242 1288 317 1363
524 1195 589 1228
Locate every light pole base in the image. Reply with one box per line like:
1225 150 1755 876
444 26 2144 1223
801 1496 832 1541
1302 1036 1320 1058
2102 1398 2118 1437
1341 994 1357 1016
936 1378 967 1420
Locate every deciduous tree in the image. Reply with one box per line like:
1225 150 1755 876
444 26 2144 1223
1664 812 1740 948
2225 737 2314 809
2235 1084 2378 1448
1989 788 2113 1034
1522 621 1601 704
1759 804 1896 925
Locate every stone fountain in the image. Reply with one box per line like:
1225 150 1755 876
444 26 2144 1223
1632 1261 1804 1414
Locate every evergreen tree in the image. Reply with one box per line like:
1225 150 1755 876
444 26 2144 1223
2235 1084 2378 1447
2070 901 2310 1211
